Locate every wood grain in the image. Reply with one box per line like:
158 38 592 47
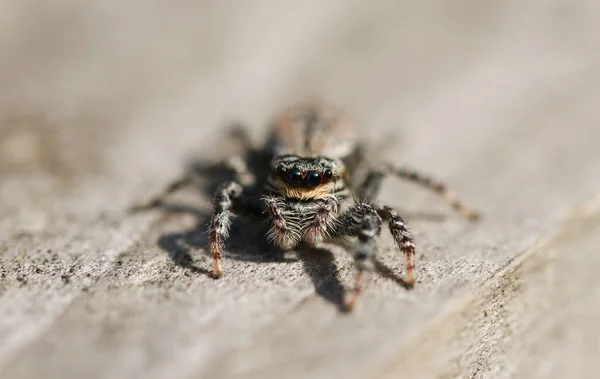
1 1 599 378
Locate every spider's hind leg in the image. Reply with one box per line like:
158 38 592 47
130 155 256 212
129 174 193 212
359 164 481 221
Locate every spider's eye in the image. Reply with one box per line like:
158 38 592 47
276 166 286 175
286 168 303 186
305 171 322 188
323 169 333 180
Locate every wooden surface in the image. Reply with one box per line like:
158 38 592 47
1 1 600 378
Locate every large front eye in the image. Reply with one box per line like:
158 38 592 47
286 168 303 186
305 171 321 188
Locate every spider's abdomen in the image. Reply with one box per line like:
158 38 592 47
267 100 358 159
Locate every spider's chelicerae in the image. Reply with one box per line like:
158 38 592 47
135 101 480 310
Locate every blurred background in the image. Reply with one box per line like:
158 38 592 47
1 1 600 378
2 0 598 220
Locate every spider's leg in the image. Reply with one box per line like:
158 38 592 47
209 181 244 277
335 203 382 311
376 205 417 288
130 155 255 212
224 155 255 187
357 170 385 202
359 164 480 221
129 174 193 212
226 123 255 151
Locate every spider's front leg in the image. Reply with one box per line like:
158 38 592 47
376 205 416 288
209 181 244 278
336 203 382 311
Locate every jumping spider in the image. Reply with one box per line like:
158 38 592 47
133 101 480 310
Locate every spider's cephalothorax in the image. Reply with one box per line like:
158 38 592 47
134 100 480 311
263 154 346 249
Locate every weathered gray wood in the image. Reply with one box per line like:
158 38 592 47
1 1 600 378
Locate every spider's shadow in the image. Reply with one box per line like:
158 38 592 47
152 199 415 310
134 125 439 310
297 246 346 311
145 141 294 277
137 153 350 309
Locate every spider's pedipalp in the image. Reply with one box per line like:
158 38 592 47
263 195 302 250
303 196 340 245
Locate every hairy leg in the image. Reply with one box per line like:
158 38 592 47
209 181 244 277
359 164 480 220
335 203 382 311
376 205 416 288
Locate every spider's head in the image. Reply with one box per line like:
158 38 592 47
270 155 343 199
